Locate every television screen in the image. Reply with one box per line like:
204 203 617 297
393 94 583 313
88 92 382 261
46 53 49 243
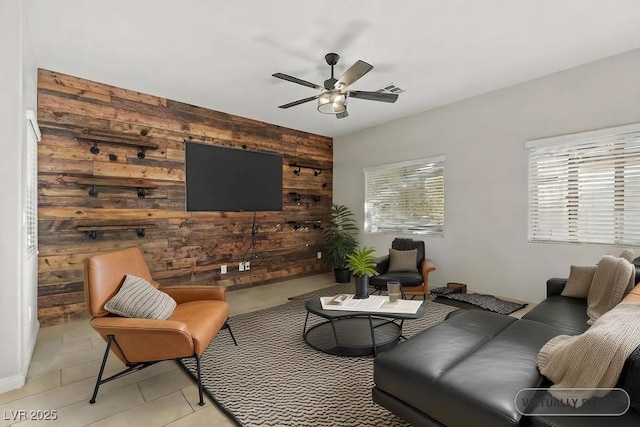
185 141 283 212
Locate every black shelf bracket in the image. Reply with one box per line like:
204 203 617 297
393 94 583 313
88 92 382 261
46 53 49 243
137 147 146 159
289 163 326 176
90 141 100 155
89 185 99 197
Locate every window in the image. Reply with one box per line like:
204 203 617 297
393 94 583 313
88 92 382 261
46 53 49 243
527 123 640 245
364 156 444 236
26 110 40 257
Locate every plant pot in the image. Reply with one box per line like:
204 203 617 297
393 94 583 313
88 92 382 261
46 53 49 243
354 276 369 299
333 267 351 283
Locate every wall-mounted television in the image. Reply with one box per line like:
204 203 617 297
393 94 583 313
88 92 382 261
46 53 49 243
185 141 283 212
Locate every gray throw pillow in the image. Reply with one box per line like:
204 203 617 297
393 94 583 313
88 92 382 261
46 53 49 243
561 265 597 299
388 248 418 273
104 274 176 320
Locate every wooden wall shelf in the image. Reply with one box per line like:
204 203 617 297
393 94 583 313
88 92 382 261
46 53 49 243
77 177 159 198
77 224 157 239
77 134 159 159
286 220 322 230
39 124 159 159
289 192 322 204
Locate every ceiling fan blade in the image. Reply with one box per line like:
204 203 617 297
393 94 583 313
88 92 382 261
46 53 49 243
278 95 320 109
334 60 373 90
347 90 399 103
272 73 323 90
336 109 349 119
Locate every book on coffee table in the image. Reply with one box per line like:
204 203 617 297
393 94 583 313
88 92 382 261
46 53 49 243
326 294 352 305
320 295 421 314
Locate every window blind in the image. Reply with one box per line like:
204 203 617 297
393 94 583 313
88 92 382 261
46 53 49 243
527 123 640 245
364 156 444 236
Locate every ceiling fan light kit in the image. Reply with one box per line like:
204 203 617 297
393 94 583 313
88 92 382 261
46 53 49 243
317 90 346 114
273 52 399 119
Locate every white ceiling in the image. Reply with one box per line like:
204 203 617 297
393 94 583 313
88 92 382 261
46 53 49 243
24 0 640 138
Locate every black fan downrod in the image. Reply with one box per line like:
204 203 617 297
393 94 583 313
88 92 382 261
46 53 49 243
324 53 339 90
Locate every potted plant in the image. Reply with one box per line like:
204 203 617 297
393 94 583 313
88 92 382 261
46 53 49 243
345 246 379 299
323 203 358 283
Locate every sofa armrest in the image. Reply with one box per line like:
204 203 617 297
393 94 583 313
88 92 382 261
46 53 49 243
546 278 567 297
375 255 390 275
158 285 227 303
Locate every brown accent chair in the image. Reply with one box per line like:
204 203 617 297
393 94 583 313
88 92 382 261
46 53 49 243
84 247 234 406
369 238 436 300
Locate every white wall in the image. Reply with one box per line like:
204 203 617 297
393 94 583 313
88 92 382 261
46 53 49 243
0 0 40 393
334 48 640 303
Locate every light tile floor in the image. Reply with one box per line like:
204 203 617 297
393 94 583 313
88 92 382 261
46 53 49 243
0 274 534 426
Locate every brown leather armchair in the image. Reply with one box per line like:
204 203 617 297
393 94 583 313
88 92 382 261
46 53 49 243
369 238 436 300
84 247 234 406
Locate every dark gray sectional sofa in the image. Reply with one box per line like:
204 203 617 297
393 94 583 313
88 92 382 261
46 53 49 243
372 275 640 427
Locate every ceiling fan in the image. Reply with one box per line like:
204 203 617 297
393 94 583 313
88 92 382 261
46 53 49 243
272 52 399 119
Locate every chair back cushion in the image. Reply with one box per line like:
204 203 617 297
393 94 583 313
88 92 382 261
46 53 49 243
391 238 425 269
388 248 418 272
84 247 157 318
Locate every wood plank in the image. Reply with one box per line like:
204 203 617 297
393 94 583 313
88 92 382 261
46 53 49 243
93 162 185 182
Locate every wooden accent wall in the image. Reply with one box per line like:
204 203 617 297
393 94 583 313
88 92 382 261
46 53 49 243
37 69 333 326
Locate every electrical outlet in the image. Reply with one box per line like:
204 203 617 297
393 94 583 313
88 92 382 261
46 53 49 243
245 261 250 270
239 262 245 272
317 251 322 259
221 264 227 274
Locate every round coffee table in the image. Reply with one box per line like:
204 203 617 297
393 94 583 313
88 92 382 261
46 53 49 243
303 298 426 357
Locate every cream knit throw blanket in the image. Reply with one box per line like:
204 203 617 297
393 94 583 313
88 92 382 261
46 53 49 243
586 255 634 325
538 302 640 407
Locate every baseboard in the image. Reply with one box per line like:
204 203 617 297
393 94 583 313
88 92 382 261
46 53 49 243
0 320 40 394
0 371 26 395
23 320 40 374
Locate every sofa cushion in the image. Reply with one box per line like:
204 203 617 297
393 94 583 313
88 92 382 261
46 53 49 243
104 274 176 320
375 311 582 427
167 299 229 355
375 311 516 426
369 272 424 288
522 295 590 333
388 248 418 272
561 265 596 299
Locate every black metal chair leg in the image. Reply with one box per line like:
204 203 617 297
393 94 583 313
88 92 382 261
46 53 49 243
90 335 113 404
195 354 205 406
224 321 238 346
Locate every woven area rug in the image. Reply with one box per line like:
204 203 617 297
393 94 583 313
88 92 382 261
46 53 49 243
436 292 527 315
178 283 457 427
